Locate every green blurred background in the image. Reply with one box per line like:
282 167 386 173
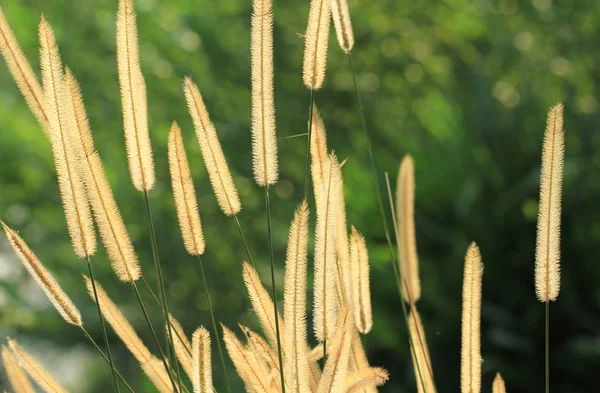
0 0 598 392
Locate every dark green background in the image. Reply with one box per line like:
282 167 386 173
0 0 597 392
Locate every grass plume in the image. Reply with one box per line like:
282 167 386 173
535 103 564 303
7 338 69 393
116 0 155 191
350 226 372 334
251 0 278 186
331 0 354 53
460 243 483 393
39 17 96 259
302 0 332 89
192 327 212 393
168 314 193 380
344 368 389 393
396 155 420 304
492 373 507 393
408 309 436 393
1 221 82 326
184 77 241 216
0 8 49 137
168 121 206 256
2 345 35 393
309 104 330 207
316 308 353 393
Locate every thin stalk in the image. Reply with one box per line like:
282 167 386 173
546 301 549 393
141 275 162 306
279 133 308 140
80 326 135 393
130 280 180 393
86 256 121 393
265 186 286 393
142 190 183 392
384 173 430 393
196 255 232 393
303 89 315 198
233 213 255 267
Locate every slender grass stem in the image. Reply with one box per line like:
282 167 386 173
141 275 162 306
279 133 308 140
196 255 232 393
265 185 286 393
233 213 255 267
304 89 315 198
130 280 180 393
385 173 429 393
546 301 549 393
142 190 183 392
86 256 121 393
80 326 135 393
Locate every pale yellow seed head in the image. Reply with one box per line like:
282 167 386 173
2 222 82 326
310 104 330 208
316 308 353 393
492 373 507 393
350 226 372 334
168 122 206 255
408 309 436 393
116 0 155 191
460 243 483 393
302 0 332 89
2 345 35 393
331 0 354 53
184 77 241 216
192 326 212 393
168 314 193 380
535 103 564 302
344 367 389 393
251 0 278 186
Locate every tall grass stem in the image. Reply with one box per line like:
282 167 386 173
546 301 549 393
233 214 255 267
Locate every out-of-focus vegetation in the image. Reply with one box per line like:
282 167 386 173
0 0 598 392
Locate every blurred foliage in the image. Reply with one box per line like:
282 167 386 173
0 0 598 392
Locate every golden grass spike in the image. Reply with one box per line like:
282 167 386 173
192 326 212 393
2 345 35 393
39 18 96 258
310 104 330 208
492 373 506 393
168 121 206 255
317 308 353 393
331 0 354 53
116 0 155 191
241 325 279 372
183 77 241 216
396 155 420 304
0 8 49 137
168 314 193 380
460 243 482 393
408 309 436 393
251 0 278 186
84 276 171 392
344 367 389 393
283 200 310 393
1 222 82 326
314 153 339 342
242 261 286 353
302 0 332 89
7 338 69 393
350 226 372 334
222 324 272 393
63 68 141 282
334 162 352 306
535 103 564 302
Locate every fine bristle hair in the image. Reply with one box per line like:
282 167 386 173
168 314 193 380
396 155 420 303
0 8 50 137
316 308 353 393
331 0 354 53
350 226 372 334
1 222 82 326
251 0 278 186
63 68 141 282
168 121 206 255
314 153 339 342
344 368 389 393
192 326 212 393
241 325 279 372
460 243 482 393
333 161 352 306
242 261 286 353
84 277 172 393
183 77 241 216
408 309 436 393
222 324 272 393
7 338 69 393
310 104 330 209
116 0 155 191
302 0 332 89
2 345 35 393
535 103 564 302
39 17 96 259
492 373 507 393
283 200 310 393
